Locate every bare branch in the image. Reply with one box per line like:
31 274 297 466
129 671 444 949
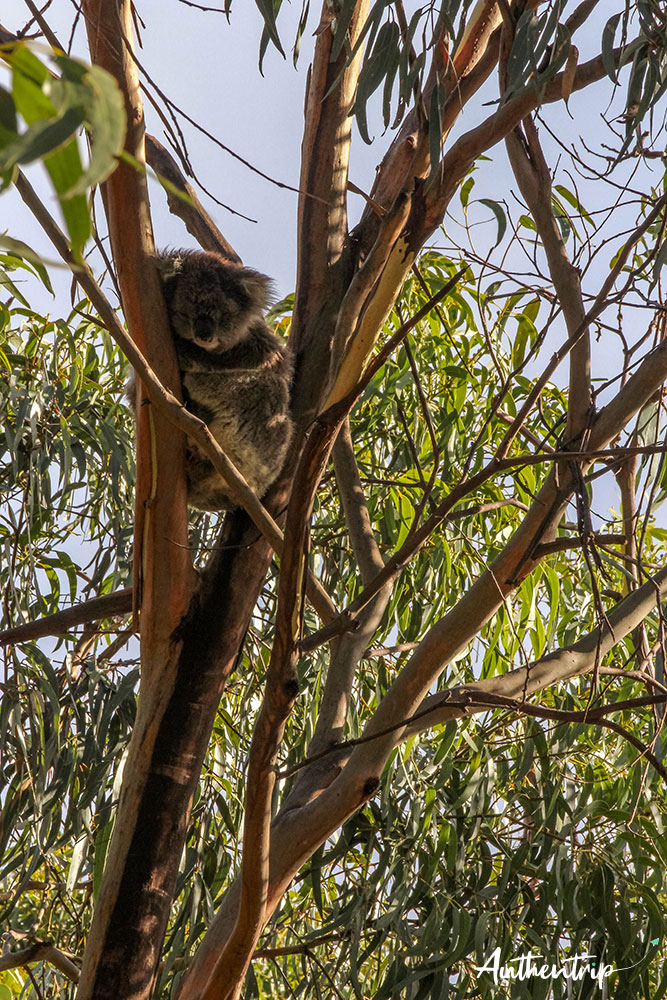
534 533 625 556
496 192 667 459
496 410 553 452
290 0 370 419
286 579 395 811
354 0 502 253
0 588 133 646
20 0 60 49
333 420 385 585
0 942 81 982
145 134 240 259
420 42 636 241
505 116 591 438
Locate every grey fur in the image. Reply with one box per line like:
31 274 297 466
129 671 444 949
132 250 294 512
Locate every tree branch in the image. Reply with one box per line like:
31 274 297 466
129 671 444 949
403 566 667 738
290 0 370 420
533 533 625 556
82 0 193 631
145 134 240 260
0 942 81 982
332 419 384 584
72 2 195 993
505 115 591 438
0 588 133 646
420 42 635 242
200 398 327 1000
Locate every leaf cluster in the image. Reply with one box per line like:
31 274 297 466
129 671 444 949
0 44 125 256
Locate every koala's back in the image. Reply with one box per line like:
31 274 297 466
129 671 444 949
177 320 294 511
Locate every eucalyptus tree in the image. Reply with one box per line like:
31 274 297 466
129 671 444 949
2 2 667 999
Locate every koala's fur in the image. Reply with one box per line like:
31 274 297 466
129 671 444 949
141 249 294 512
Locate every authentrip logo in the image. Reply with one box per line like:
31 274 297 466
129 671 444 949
474 941 660 990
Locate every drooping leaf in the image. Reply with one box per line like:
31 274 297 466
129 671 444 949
479 198 507 248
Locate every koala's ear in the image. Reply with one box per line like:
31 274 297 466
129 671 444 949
239 268 274 312
154 253 184 281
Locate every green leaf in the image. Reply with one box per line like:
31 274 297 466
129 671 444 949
354 21 400 145
602 14 622 83
506 9 537 92
0 237 55 293
0 106 85 169
331 0 360 62
53 59 126 195
651 238 667 287
2 45 125 253
93 819 114 901
254 0 285 59
479 198 507 248
292 0 310 67
43 138 91 258
554 183 592 225
0 85 17 138
10 51 55 123
460 175 475 209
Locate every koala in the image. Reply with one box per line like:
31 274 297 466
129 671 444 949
133 249 294 512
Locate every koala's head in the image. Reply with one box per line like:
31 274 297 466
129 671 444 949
157 250 273 351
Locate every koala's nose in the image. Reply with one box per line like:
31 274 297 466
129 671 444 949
194 315 214 341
